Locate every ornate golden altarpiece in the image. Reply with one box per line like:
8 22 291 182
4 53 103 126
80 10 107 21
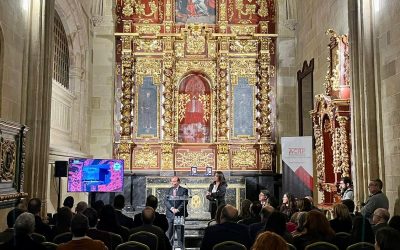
311 30 351 205
113 0 277 173
0 119 28 208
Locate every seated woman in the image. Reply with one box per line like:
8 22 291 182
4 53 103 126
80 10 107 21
280 193 298 221
329 203 352 233
252 231 287 250
293 210 335 250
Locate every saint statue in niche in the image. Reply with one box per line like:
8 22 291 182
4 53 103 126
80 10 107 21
178 74 211 143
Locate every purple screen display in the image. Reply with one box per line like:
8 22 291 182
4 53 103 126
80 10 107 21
68 158 124 192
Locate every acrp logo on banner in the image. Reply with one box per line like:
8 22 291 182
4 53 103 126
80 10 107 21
281 136 313 198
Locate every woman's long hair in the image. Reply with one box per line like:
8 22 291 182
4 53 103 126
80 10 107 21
303 210 335 241
332 203 352 221
252 231 287 250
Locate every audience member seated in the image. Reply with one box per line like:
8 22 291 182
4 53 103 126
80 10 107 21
113 194 134 229
201 205 251 250
75 201 88 214
237 199 252 221
93 200 105 215
292 211 307 238
238 201 262 225
258 190 270 208
286 212 299 233
388 215 400 232
264 211 293 244
293 210 335 250
280 193 298 221
375 227 400 250
57 213 107 250
130 206 171 250
0 208 24 243
28 198 51 240
0 212 46 250
82 208 116 250
372 208 390 234
341 199 356 222
252 231 287 250
297 198 312 212
249 205 274 243
329 203 352 233
97 204 130 242
350 216 374 244
133 195 168 233
214 204 227 224
51 196 74 225
50 207 73 241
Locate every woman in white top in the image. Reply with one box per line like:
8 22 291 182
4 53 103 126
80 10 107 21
206 171 227 220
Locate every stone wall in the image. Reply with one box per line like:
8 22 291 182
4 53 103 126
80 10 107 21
90 0 115 158
0 0 27 122
374 0 400 215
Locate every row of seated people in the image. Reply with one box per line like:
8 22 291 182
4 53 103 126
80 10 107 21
201 202 400 250
0 195 170 250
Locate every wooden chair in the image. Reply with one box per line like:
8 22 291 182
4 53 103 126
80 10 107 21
31 232 46 244
287 242 297 250
213 241 247 250
334 232 351 250
109 232 123 250
346 242 374 250
115 241 150 250
53 232 72 244
305 241 339 250
41 242 58 250
128 231 158 250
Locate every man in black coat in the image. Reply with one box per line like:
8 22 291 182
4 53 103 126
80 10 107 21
114 194 134 229
133 195 169 233
164 176 188 241
201 205 251 250
28 198 52 240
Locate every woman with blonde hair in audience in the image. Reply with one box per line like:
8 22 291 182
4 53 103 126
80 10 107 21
252 231 288 250
292 211 307 237
329 203 352 233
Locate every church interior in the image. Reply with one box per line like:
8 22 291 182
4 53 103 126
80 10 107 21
1 0 400 249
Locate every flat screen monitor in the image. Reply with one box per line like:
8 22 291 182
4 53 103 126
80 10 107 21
67 158 124 192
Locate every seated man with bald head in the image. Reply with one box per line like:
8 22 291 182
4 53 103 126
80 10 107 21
200 205 251 250
130 206 171 250
372 208 390 234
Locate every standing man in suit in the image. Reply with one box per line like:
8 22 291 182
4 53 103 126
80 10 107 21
165 176 188 241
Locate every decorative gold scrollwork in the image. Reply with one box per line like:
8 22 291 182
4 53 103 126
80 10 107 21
232 145 256 168
134 144 158 168
235 0 257 18
259 143 273 170
161 142 174 170
198 94 210 122
135 58 162 85
217 143 230 170
178 94 191 122
175 151 214 168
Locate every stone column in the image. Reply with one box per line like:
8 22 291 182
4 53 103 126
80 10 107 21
348 0 383 206
23 0 55 214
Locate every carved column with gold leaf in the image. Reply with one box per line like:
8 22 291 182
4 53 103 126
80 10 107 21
161 36 175 170
118 20 135 170
257 37 273 170
337 116 350 177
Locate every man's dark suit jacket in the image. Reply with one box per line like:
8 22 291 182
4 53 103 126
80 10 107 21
115 210 134 229
130 224 172 250
248 222 265 244
34 215 52 240
200 222 251 250
0 234 46 250
164 186 189 220
133 212 169 232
